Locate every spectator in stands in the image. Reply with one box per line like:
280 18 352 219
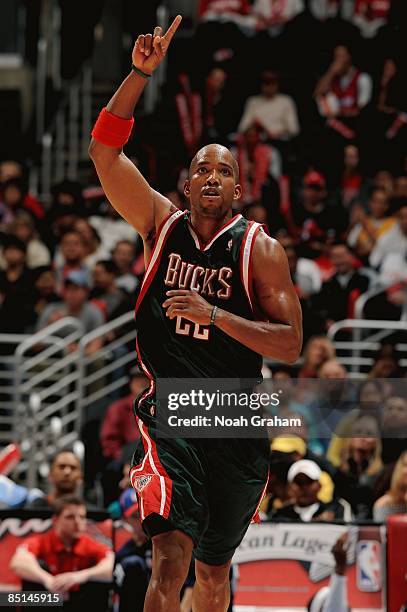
73 219 110 272
11 495 113 609
89 202 139 254
381 394 407 464
261 454 294 519
100 370 149 504
333 414 383 518
51 180 84 213
90 260 126 319
0 164 44 221
30 266 60 330
252 0 304 35
307 532 350 612
35 270 104 354
312 242 369 327
281 238 326 340
292 171 349 258
368 345 403 379
243 202 269 224
339 144 369 209
369 201 407 270
313 44 372 174
347 188 395 260
309 0 353 21
43 207 81 256
0 474 44 508
351 0 391 39
203 67 239 144
298 336 336 378
195 0 254 75
375 58 407 151
113 488 151 612
42 182 84 253
393 175 407 204
238 71 300 144
112 240 138 294
327 379 385 466
3 212 50 269
309 359 356 451
231 125 282 207
284 242 322 299
373 169 394 199
100 372 148 463
26 450 83 510
0 237 36 334
373 450 407 521
54 230 90 291
113 487 204 612
0 178 43 227
175 68 238 153
318 359 348 380
270 436 336 499
198 0 252 31
314 44 372 130
174 71 203 157
273 459 351 521
270 373 327 454
0 160 23 184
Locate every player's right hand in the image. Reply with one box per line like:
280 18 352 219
132 15 182 76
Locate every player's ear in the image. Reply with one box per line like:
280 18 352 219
184 180 191 197
233 183 242 201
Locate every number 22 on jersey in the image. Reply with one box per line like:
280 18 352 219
175 316 210 341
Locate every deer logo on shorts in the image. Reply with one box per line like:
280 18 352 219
134 474 153 493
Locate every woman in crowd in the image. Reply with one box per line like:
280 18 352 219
373 450 407 521
334 415 383 518
327 379 385 466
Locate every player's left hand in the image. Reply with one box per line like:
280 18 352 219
163 290 213 325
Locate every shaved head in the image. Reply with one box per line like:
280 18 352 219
189 144 239 181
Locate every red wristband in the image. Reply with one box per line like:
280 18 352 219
91 108 134 148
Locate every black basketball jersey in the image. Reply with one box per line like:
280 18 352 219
135 210 265 384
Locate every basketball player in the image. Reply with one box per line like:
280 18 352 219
89 15 302 612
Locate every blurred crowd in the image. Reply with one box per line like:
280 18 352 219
0 1 407 608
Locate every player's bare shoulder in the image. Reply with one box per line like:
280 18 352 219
252 230 289 276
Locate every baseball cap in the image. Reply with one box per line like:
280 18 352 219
271 436 306 456
120 487 139 518
303 171 326 188
287 459 321 483
64 269 90 288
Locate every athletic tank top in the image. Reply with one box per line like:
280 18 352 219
135 210 265 417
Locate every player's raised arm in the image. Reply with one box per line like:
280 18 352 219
88 16 182 240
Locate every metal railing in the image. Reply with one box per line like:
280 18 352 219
33 2 168 201
38 60 93 204
328 319 407 378
32 0 93 202
0 333 29 444
1 311 137 488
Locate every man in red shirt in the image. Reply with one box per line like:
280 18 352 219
11 495 114 609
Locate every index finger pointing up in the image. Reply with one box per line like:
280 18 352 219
163 15 182 42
